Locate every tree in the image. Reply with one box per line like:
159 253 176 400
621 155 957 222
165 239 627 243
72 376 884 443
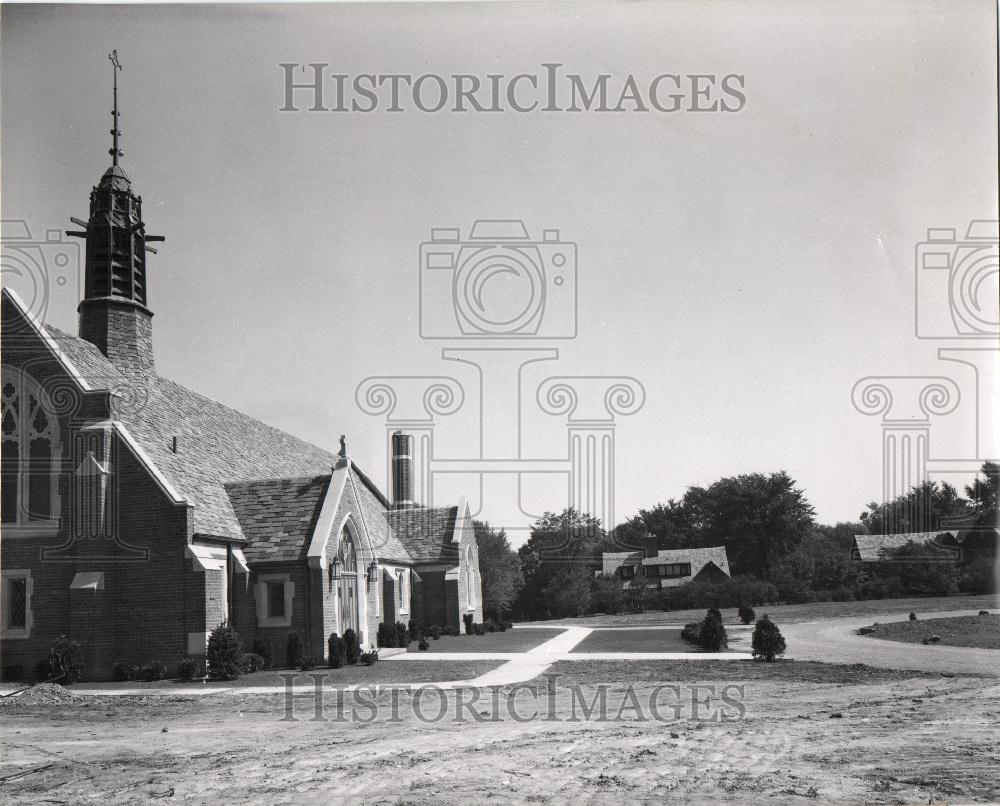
542 565 594 618
516 508 605 620
860 480 969 535
473 520 523 621
965 461 999 515
678 471 816 578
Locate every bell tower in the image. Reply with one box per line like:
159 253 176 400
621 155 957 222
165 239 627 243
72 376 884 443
67 50 164 377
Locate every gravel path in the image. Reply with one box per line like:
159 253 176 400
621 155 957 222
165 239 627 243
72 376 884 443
781 609 999 675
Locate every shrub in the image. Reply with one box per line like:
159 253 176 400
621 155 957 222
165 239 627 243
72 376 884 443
418 638 430 651
408 620 423 641
46 634 84 685
207 623 243 681
343 628 360 664
328 633 346 669
463 613 474 635
699 609 728 652
177 658 202 682
360 649 379 666
240 652 266 674
738 604 756 625
251 637 273 669
497 621 508 632
394 621 409 648
484 619 497 633
909 612 918 621
112 662 138 682
300 655 316 671
1 665 25 683
286 632 306 667
377 622 396 648
959 558 999 594
137 661 167 682
657 576 780 612
473 622 485 636
680 622 703 645
751 615 786 662
429 624 442 640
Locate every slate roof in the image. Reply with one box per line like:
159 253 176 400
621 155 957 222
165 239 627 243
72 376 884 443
603 546 731 578
226 475 330 563
7 292 429 567
23 317 354 542
852 532 959 562
386 506 460 564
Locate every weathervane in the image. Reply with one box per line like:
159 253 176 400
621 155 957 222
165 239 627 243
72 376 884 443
109 50 123 165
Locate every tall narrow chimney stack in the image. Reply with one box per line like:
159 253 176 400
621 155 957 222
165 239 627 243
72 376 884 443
391 431 414 509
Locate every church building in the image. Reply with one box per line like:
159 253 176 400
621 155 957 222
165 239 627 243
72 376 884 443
0 66 482 680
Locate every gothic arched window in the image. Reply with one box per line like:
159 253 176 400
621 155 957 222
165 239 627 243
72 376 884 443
1 367 61 529
466 545 475 610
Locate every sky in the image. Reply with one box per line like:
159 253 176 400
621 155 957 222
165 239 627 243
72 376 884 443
2 2 997 546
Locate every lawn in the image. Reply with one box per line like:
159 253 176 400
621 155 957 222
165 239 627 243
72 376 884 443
543 659 949 685
861 613 1000 650
569 627 750 653
29 659 505 692
406 627 566 653
520 593 1000 628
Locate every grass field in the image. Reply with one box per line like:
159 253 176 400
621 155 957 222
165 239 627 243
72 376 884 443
569 627 750 653
862 613 1000 650
28 659 505 691
406 627 566 653
546 658 949 684
521 593 1000 628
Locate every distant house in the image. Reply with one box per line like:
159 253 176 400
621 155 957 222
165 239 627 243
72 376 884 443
602 546 731 588
852 512 998 564
851 532 960 564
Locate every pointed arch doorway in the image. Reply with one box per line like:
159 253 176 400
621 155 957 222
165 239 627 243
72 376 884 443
337 527 360 635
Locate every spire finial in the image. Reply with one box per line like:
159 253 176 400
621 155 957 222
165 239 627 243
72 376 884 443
109 50 123 166
339 434 348 458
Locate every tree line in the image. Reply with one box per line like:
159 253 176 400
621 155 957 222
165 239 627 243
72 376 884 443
474 462 998 622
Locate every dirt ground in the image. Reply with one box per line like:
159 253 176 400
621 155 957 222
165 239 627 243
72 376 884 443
1 661 998 805
863 613 1000 650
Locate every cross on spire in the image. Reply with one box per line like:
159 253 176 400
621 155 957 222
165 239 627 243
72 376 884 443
109 50 123 166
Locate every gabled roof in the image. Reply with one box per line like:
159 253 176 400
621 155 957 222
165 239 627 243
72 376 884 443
602 545 732 578
386 506 460 564
641 546 732 578
226 475 330 563
4 290 357 542
852 532 959 562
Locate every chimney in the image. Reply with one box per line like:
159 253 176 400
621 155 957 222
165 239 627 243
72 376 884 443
391 431 414 509
643 533 658 559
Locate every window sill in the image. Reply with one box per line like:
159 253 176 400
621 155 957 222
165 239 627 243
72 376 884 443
1 628 31 640
258 617 292 629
